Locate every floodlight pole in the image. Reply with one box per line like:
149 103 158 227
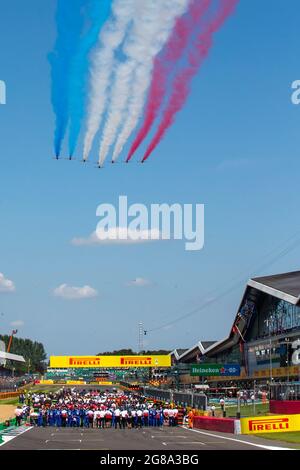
236 391 241 419
138 322 143 353
265 317 273 385
253 379 256 415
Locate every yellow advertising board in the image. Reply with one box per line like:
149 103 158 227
50 355 171 368
253 365 300 378
241 414 300 434
66 380 85 385
89 382 113 386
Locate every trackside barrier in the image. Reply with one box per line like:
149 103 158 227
193 416 240 434
143 388 207 411
270 400 300 414
0 391 19 400
240 414 300 434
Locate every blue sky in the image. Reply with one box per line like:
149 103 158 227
0 0 299 356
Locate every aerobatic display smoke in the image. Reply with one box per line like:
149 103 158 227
142 0 239 162
126 0 211 162
111 0 190 163
49 0 85 157
49 0 239 165
82 0 135 161
68 0 111 157
98 0 190 166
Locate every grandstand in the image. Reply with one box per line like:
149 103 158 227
44 367 150 384
173 270 300 387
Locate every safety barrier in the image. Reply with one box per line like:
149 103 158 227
176 408 184 426
193 416 239 434
143 387 207 411
270 400 300 414
0 391 19 400
240 413 300 434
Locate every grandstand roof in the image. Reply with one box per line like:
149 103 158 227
170 348 189 360
249 270 300 305
0 351 25 363
175 341 217 362
177 270 300 362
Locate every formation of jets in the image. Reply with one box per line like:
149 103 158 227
53 155 145 167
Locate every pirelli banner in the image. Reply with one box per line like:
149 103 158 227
241 414 300 434
49 355 171 369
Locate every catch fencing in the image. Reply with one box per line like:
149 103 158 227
143 387 207 410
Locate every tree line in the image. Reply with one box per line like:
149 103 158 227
96 349 171 356
0 334 47 374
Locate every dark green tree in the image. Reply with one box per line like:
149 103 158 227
0 334 47 374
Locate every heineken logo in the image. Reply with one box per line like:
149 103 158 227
190 364 241 376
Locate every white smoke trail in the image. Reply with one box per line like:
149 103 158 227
111 0 190 163
82 0 135 161
99 0 190 166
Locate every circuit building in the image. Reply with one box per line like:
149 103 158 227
172 271 300 385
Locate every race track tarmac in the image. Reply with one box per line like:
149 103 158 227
0 425 296 450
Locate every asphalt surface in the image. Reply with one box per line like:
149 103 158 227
0 425 297 450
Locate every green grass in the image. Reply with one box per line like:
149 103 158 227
226 402 270 418
0 384 62 404
0 397 19 405
22 384 62 394
256 431 300 446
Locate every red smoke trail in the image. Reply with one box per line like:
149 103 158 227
126 0 211 162
142 0 239 162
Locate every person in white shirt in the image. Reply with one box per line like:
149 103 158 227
173 408 179 426
120 409 128 429
143 408 149 427
29 409 39 426
219 398 225 411
114 408 121 429
15 406 23 426
105 409 112 428
99 409 106 429
87 409 94 428
163 407 169 424
94 409 101 428
168 408 175 426
136 409 143 428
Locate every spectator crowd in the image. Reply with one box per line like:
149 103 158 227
14 388 180 429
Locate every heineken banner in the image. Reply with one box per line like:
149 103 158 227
190 364 241 377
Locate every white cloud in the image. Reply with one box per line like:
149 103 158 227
0 273 15 293
10 320 24 328
53 284 98 300
71 228 161 246
126 277 152 287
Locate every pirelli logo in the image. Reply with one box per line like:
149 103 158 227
68 357 101 366
248 418 289 432
120 357 152 366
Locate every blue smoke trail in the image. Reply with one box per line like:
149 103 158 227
49 0 86 157
68 0 112 157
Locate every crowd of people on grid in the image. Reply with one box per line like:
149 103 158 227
15 388 179 429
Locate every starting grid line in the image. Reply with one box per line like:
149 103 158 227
0 425 33 447
182 427 294 451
